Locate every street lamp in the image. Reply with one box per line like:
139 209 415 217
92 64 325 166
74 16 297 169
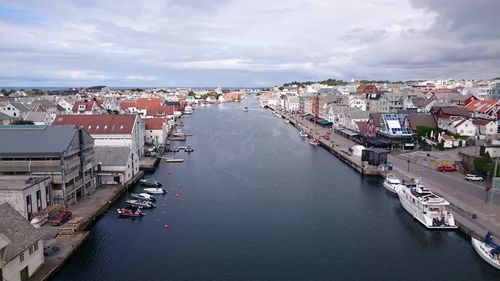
407 155 410 172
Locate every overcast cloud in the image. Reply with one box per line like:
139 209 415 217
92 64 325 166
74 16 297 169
0 0 498 87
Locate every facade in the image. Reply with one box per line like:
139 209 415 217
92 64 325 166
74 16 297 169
347 97 367 111
0 203 44 281
0 126 96 206
378 92 404 113
71 100 104 114
0 177 51 221
438 117 477 137
53 114 145 156
95 147 138 185
492 79 500 100
285 96 300 112
0 102 29 119
144 117 172 146
376 114 415 150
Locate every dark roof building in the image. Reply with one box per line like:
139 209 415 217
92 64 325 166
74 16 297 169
0 202 42 263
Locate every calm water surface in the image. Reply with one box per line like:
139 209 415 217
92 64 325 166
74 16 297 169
53 99 500 281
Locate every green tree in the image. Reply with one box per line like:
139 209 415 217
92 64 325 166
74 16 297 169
474 152 497 178
11 120 35 125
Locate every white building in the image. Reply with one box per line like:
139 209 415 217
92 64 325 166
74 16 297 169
0 177 51 221
347 97 367 111
438 117 477 137
285 96 300 112
53 114 145 156
95 147 139 185
144 117 172 146
0 203 44 281
0 102 29 119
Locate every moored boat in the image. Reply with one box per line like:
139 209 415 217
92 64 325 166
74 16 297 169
183 105 193 114
125 199 156 208
143 187 167 194
243 106 248 112
117 206 144 218
130 193 156 202
185 145 194 152
382 174 405 194
309 140 319 147
299 131 308 138
471 232 500 270
139 179 162 187
396 179 457 229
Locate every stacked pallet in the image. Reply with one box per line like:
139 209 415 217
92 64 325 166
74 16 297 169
57 217 84 238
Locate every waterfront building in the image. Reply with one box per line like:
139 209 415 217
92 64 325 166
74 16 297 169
0 203 44 281
374 114 415 150
144 117 172 146
0 125 96 206
284 95 300 112
0 176 51 221
95 147 138 185
53 114 145 156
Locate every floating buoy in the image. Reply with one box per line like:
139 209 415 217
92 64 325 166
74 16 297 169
164 224 169 228
175 193 180 197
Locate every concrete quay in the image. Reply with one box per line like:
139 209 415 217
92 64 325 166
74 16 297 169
282 113 386 177
270 107 500 241
30 171 144 281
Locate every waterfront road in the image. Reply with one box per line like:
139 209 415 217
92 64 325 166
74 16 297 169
283 111 500 238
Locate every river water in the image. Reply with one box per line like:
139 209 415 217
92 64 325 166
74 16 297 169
52 99 499 281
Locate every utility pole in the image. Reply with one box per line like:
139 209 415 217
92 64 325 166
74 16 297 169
489 157 498 219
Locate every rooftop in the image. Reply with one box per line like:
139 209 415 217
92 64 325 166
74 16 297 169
0 203 42 262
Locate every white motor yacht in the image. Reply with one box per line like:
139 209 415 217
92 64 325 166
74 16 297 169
471 232 500 270
397 179 457 229
299 131 309 138
382 174 405 194
183 105 193 115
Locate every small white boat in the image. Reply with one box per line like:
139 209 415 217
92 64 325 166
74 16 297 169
243 107 248 112
299 131 309 138
383 174 406 194
309 140 319 147
284 119 290 124
471 232 500 270
130 193 156 202
143 187 167 194
125 199 156 208
139 179 162 187
183 105 193 114
397 179 457 229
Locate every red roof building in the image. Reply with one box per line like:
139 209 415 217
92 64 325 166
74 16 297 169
356 85 378 95
71 99 104 114
53 114 145 156
464 100 500 120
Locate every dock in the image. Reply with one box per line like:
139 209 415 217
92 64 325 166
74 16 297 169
159 157 184 163
139 156 160 173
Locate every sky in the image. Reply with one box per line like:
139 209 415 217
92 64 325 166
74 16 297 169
0 0 499 87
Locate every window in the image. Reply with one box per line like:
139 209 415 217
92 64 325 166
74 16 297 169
34 241 39 251
29 246 33 255
20 252 24 262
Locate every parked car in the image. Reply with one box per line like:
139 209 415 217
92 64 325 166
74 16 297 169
465 174 483 181
43 245 60 256
437 165 457 172
49 211 72 226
